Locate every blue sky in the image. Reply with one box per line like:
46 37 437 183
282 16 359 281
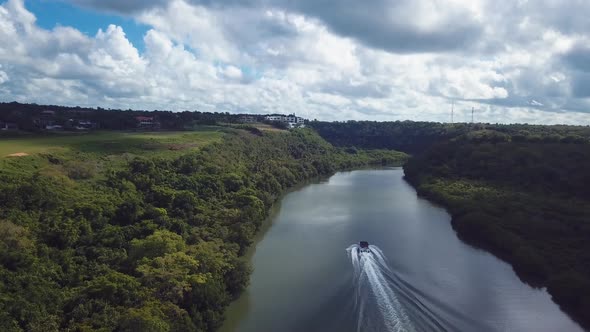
25 0 148 51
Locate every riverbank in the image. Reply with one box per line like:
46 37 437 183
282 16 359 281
403 141 590 330
0 128 407 331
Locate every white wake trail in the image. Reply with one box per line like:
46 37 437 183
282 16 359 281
347 244 415 332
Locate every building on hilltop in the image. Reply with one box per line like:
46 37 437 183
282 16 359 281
66 119 99 130
265 115 285 122
285 114 297 123
264 114 306 128
45 125 63 131
135 116 161 130
34 110 57 129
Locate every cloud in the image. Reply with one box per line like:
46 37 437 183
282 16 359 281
283 0 484 53
69 0 167 14
561 43 590 98
562 44 590 72
220 65 243 80
319 80 391 99
0 64 7 84
524 0 590 35
0 0 589 125
0 1 147 103
69 0 485 53
137 1 238 62
571 73 590 98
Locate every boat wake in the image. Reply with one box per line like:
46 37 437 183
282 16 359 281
347 244 448 332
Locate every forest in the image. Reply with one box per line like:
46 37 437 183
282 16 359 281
0 127 407 332
310 120 590 153
311 120 590 329
0 102 246 131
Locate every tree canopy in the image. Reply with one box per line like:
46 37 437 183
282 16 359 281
0 128 406 331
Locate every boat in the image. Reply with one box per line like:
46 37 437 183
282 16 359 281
359 241 371 253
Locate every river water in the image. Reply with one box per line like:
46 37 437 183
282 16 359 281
221 169 583 332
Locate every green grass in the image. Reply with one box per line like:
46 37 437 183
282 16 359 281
0 129 225 158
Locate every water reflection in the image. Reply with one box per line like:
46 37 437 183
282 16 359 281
221 169 582 332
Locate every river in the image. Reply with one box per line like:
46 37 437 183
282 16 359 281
221 169 583 332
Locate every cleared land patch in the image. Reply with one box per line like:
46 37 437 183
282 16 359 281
0 130 225 158
6 152 29 157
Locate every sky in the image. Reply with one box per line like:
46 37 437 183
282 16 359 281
0 0 589 124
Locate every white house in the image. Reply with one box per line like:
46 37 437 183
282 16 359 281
265 115 285 122
135 116 161 129
264 114 306 127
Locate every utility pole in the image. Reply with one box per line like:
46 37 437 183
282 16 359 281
471 107 474 123
451 101 454 124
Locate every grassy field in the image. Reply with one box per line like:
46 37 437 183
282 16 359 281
0 128 227 182
251 123 287 132
0 129 225 158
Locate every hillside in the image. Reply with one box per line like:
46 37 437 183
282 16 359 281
0 128 407 332
403 139 590 329
310 120 590 153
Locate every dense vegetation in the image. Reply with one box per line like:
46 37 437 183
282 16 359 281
310 120 590 153
0 102 248 131
403 137 590 328
0 128 407 332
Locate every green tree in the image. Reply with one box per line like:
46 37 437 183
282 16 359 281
137 251 207 304
130 230 186 262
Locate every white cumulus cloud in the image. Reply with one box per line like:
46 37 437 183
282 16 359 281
0 0 589 124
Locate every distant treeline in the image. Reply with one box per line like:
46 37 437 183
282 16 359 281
0 102 249 131
311 120 590 329
0 128 407 332
309 120 590 154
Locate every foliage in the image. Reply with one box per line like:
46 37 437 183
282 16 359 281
0 127 406 331
263 120 289 130
0 102 246 131
403 135 590 329
310 120 590 153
